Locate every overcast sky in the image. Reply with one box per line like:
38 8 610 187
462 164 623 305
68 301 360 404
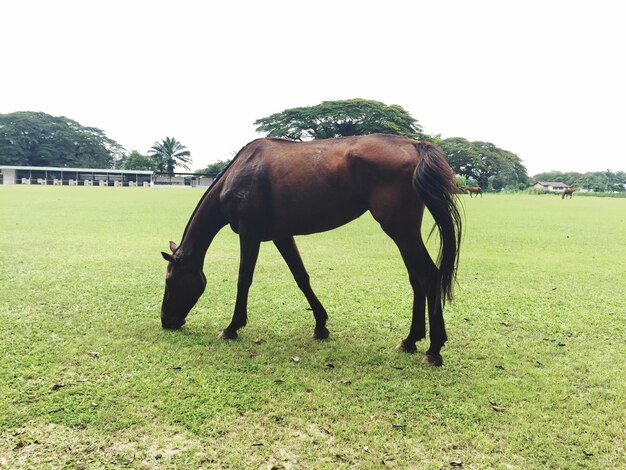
2 0 624 175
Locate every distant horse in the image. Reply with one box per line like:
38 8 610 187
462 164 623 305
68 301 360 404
562 188 575 199
160 134 462 366
464 186 483 198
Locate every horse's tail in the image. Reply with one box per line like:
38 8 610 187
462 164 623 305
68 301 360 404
413 142 463 303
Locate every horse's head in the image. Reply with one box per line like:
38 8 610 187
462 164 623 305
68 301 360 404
160 241 206 329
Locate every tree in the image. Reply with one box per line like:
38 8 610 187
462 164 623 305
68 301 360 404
438 137 528 190
0 111 124 168
148 137 192 173
118 150 158 171
254 99 424 141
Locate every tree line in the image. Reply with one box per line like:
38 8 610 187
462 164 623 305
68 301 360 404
0 112 191 174
2 106 624 191
533 170 626 193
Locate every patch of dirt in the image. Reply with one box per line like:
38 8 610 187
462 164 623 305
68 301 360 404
1 420 205 468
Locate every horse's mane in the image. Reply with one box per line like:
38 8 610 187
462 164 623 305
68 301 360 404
177 141 255 246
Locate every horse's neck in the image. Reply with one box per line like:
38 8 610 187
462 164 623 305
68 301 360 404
177 189 227 264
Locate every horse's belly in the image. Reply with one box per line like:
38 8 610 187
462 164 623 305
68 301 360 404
269 197 367 239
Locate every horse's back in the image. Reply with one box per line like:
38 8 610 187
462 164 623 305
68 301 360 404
219 135 422 238
235 134 419 184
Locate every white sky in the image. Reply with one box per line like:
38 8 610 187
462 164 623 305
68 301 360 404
2 0 624 175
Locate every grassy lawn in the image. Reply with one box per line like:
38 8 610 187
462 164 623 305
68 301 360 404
1 186 624 468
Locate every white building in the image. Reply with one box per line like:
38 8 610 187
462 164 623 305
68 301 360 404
0 165 153 186
0 166 215 187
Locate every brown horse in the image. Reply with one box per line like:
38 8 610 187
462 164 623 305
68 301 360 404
562 188 575 199
464 186 483 198
160 134 462 366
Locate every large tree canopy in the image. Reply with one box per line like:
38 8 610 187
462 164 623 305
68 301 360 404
0 111 123 168
438 137 528 190
254 99 424 141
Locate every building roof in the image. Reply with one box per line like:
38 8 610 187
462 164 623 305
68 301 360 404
0 165 153 175
535 181 570 188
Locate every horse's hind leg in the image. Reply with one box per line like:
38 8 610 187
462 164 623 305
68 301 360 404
374 217 446 366
370 190 447 365
394 235 446 365
274 237 329 339
397 270 426 354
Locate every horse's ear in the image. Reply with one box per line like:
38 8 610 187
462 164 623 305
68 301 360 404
169 241 179 252
161 252 176 263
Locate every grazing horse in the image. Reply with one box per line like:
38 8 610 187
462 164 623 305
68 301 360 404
562 188 575 199
464 186 483 198
160 134 462 366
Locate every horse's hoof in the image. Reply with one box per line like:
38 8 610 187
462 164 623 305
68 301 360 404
421 353 443 367
313 327 330 340
161 318 185 330
396 340 417 354
218 330 238 340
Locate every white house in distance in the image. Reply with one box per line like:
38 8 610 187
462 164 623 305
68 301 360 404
532 181 571 192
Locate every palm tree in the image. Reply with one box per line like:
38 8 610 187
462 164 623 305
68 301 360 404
148 137 192 173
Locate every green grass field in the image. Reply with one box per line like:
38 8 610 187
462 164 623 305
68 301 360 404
1 186 624 469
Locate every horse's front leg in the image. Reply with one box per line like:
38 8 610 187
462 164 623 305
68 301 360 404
219 236 261 340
